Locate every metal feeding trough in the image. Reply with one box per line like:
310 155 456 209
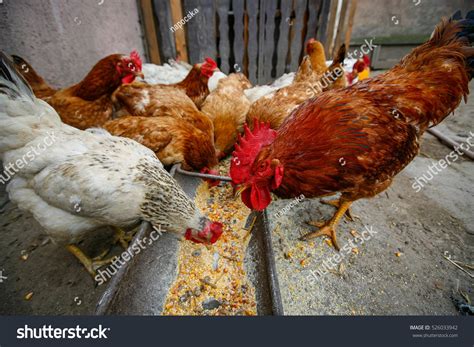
95 164 283 315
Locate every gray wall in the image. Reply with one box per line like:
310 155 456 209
351 0 472 41
0 0 146 88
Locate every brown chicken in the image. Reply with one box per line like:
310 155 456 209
103 115 217 171
13 52 143 130
200 73 252 159
171 57 219 108
12 55 57 99
112 82 214 138
246 40 346 129
114 57 218 114
231 14 473 250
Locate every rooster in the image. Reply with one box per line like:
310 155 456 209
201 73 252 159
13 51 144 130
231 13 473 250
0 53 223 276
246 40 346 129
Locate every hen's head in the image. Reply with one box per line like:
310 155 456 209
306 38 325 58
185 217 223 244
230 119 284 211
200 57 218 78
115 50 144 84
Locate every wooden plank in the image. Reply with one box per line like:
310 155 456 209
246 0 258 83
257 0 266 84
288 0 308 72
316 0 332 45
262 0 277 83
232 0 245 73
275 0 293 76
304 0 323 44
152 0 176 61
182 0 216 64
139 0 161 64
217 0 231 73
325 0 339 58
332 0 349 57
169 0 189 62
344 0 357 50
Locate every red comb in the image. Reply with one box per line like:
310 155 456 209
130 50 142 71
230 119 277 185
203 57 217 69
362 55 370 66
201 57 218 77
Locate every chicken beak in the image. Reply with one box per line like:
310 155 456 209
233 184 249 198
135 71 145 79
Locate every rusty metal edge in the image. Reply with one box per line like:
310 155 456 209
94 221 152 315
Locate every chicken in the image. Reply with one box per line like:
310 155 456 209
293 39 328 83
246 40 346 129
103 115 218 171
0 53 223 276
200 73 252 159
11 55 56 99
230 14 473 250
172 57 219 108
141 59 192 85
243 72 294 103
347 55 371 85
13 51 144 130
111 82 214 138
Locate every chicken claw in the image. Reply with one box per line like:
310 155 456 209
66 245 115 278
300 200 353 251
300 223 340 251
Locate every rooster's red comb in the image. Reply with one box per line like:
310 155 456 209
230 119 277 185
130 50 142 70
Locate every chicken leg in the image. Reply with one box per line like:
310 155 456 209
112 227 134 250
66 245 115 277
300 200 353 251
321 198 358 221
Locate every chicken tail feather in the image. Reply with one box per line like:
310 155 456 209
0 51 35 101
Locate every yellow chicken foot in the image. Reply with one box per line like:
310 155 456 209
321 198 359 221
300 200 353 251
66 245 115 277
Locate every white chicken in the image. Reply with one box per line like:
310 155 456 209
141 59 226 93
0 53 223 276
141 59 192 85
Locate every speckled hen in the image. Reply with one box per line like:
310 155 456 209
0 53 223 276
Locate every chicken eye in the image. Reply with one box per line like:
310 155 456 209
128 62 135 71
258 162 268 171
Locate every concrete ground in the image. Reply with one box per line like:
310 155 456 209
0 80 472 316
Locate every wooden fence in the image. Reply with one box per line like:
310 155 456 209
139 0 357 84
